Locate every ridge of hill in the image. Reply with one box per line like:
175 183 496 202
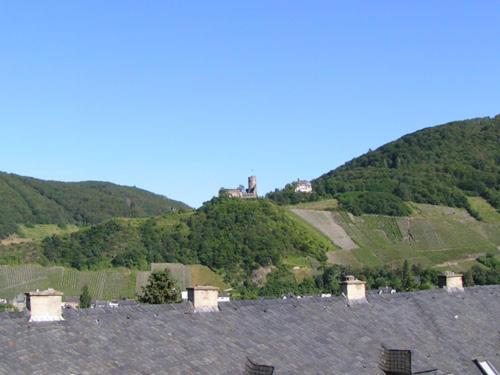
268 115 500 217
0 172 190 238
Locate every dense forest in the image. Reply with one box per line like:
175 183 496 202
41 198 333 284
268 116 500 217
0 172 189 238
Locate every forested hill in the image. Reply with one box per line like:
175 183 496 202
0 172 189 238
40 198 333 284
269 115 500 216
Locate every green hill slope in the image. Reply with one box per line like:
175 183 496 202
33 198 334 285
269 115 500 216
0 172 190 238
315 115 500 215
288 198 500 270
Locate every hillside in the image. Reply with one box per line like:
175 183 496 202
1 198 498 299
0 172 190 238
269 115 500 216
288 198 500 271
35 198 334 285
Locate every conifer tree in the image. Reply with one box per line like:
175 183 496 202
138 269 181 304
79 285 92 308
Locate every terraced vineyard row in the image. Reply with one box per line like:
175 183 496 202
0 265 136 300
291 200 500 269
0 263 228 300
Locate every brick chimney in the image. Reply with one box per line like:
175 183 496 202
438 271 463 291
25 289 64 322
341 275 367 304
187 286 219 312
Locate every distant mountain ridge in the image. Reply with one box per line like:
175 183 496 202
269 115 500 216
0 172 189 238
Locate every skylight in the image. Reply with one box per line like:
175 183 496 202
474 359 500 375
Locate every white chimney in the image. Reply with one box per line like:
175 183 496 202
187 286 219 312
25 288 64 322
341 275 367 304
438 271 463 291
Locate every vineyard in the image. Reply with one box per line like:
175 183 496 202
0 265 136 300
0 263 228 301
288 199 500 270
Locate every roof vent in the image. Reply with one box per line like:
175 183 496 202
438 271 463 291
379 346 438 375
187 286 219 312
244 357 274 374
340 275 366 304
379 346 412 375
25 289 64 322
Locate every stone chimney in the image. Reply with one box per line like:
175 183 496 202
187 286 219 312
25 288 64 322
341 275 366 304
438 271 464 291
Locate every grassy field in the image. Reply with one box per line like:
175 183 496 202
190 265 230 290
137 263 229 295
468 197 500 224
283 254 313 268
0 224 81 246
17 224 81 242
284 210 338 252
288 199 338 211
289 201 500 271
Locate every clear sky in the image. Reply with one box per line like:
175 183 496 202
1 1 499 207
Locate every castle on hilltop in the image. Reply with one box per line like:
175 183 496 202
219 176 257 199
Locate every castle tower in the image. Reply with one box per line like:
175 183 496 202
247 176 257 196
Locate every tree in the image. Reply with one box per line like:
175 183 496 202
138 269 181 304
401 260 415 291
79 285 92 308
463 270 475 287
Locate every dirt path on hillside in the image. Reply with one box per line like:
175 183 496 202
290 209 358 250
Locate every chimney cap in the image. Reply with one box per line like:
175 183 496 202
26 289 63 297
441 271 463 277
187 286 219 291
341 275 366 285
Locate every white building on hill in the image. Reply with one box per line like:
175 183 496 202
294 179 312 193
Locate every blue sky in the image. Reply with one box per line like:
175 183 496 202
1 1 499 207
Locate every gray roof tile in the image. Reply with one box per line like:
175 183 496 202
0 286 499 374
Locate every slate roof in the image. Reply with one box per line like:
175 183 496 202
1 285 499 374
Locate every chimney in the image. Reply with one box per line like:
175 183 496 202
438 271 463 291
341 275 366 304
187 286 219 312
25 288 64 322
